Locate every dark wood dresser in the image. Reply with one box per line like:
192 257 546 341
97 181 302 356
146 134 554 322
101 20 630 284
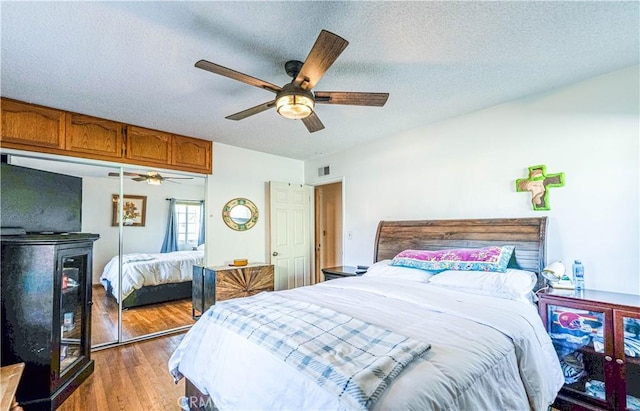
1 234 99 410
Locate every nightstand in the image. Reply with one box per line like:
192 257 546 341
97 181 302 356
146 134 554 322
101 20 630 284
321 266 360 281
537 289 640 411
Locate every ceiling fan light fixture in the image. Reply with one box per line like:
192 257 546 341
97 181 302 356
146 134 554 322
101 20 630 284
276 85 315 120
196 30 387 132
146 175 163 185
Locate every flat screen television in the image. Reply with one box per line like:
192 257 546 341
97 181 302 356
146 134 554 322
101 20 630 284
0 162 82 234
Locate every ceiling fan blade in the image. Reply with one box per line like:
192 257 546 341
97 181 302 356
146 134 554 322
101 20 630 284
293 30 349 90
132 177 147 182
302 111 325 133
314 91 389 107
164 177 194 180
195 60 282 94
108 171 144 177
226 100 276 121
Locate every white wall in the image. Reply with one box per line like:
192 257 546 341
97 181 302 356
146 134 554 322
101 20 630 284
82 176 205 284
205 143 304 266
305 66 640 295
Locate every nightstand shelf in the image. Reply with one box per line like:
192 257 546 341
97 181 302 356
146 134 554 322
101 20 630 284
538 289 640 411
321 266 362 281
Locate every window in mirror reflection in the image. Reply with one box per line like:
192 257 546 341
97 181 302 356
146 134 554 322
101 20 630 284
176 201 202 250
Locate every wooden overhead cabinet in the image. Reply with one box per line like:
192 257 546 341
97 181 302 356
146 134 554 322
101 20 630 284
172 135 212 173
125 125 172 167
1 98 213 174
65 113 123 160
0 99 66 151
125 127 212 174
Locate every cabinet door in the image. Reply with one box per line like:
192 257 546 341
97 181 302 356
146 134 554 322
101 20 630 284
541 299 615 409
614 310 640 411
172 134 212 173
65 113 123 159
193 265 217 318
125 125 172 166
0 98 65 149
53 249 90 392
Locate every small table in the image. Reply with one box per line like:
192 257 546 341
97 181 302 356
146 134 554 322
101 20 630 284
321 266 362 281
1 362 24 411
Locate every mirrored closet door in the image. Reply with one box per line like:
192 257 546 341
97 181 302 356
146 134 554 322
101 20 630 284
119 169 205 341
3 154 122 348
1 153 206 348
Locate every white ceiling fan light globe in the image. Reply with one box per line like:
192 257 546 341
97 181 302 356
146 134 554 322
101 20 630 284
276 95 314 119
275 84 315 120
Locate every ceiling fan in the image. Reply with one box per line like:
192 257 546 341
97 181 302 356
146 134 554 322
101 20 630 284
108 171 193 185
195 29 389 133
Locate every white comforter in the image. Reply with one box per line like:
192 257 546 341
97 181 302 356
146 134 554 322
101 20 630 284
100 250 204 301
169 276 564 411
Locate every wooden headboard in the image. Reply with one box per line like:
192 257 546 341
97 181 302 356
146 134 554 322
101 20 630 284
374 217 548 288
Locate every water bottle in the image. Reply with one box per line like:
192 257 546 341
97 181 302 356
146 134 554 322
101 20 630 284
573 260 585 290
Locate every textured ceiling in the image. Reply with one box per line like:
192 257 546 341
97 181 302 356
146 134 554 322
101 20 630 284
1 2 638 161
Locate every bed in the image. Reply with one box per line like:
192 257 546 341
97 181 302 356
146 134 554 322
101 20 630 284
100 249 204 309
169 217 564 410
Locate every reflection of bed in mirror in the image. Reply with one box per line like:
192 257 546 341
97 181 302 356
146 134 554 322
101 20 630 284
100 249 204 309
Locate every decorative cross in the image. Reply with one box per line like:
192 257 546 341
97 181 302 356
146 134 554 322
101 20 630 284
516 165 565 211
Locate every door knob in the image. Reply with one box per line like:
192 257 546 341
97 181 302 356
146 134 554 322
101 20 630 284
272 251 279 256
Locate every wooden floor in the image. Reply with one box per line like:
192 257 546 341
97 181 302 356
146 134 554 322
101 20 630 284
92 285 195 344
58 333 186 411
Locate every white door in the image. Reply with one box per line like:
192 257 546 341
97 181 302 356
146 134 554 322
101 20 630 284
269 181 313 291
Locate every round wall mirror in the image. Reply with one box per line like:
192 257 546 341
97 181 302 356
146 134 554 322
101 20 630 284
222 198 258 231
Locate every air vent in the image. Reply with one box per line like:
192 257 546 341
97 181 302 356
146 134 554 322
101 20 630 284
318 165 330 177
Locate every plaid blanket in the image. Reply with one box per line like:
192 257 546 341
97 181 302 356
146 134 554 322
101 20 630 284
205 292 431 410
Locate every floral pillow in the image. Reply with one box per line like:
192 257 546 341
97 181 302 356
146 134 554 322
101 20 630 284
390 245 515 273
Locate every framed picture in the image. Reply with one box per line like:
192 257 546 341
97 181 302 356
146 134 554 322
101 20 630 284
112 194 147 227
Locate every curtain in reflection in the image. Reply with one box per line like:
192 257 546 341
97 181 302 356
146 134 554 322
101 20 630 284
160 198 178 253
198 200 205 246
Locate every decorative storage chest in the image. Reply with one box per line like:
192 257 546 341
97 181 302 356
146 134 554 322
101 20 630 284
192 264 274 318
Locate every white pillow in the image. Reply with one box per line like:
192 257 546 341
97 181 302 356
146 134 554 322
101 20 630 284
196 243 205 251
427 268 537 300
363 259 436 282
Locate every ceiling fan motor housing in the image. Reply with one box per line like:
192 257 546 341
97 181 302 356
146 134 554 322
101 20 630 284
284 60 304 78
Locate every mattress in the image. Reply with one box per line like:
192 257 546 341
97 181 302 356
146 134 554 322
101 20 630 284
100 250 204 302
169 276 564 410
